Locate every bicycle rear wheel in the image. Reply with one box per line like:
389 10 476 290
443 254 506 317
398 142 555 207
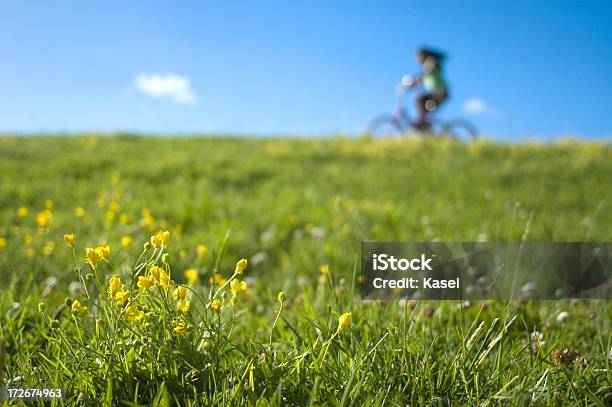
366 115 403 138
439 120 478 142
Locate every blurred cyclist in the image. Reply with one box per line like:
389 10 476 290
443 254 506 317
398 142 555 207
401 47 449 130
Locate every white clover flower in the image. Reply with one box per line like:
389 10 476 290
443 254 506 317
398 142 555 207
556 311 570 323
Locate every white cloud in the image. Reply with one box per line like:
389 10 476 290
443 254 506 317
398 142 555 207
135 73 197 105
462 97 503 118
462 97 486 114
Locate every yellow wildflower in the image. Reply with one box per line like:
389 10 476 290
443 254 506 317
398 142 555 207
177 299 191 313
137 276 153 290
338 312 352 331
71 299 88 314
44 199 53 209
74 207 86 218
235 258 248 275
105 210 115 221
150 265 162 281
211 299 222 313
211 273 227 286
125 303 145 321
26 248 35 257
142 208 154 227
173 318 187 335
150 230 170 248
113 290 129 304
0 237 6 249
173 285 187 300
111 175 120 185
230 279 247 296
98 243 110 260
150 266 169 288
121 235 132 248
64 233 76 247
184 268 199 284
119 213 129 224
320 264 330 274
36 210 52 227
42 241 55 256
86 247 102 268
108 200 119 212
17 207 28 217
108 276 121 297
196 244 208 255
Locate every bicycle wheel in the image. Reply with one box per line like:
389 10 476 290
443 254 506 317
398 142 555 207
439 120 478 141
366 115 403 138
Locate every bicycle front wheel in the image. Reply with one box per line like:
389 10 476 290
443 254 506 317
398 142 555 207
439 120 478 142
366 115 403 138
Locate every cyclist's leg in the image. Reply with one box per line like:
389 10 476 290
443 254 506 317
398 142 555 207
432 91 449 108
415 92 449 132
415 93 430 129
422 91 449 122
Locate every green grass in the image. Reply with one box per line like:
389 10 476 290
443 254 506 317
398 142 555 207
0 134 610 405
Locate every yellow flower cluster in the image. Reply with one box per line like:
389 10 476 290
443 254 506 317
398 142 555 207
71 299 88 314
230 279 247 296
125 303 146 321
63 233 76 247
173 285 187 299
137 275 154 290
150 265 169 287
150 230 170 248
56 227 264 342
107 276 129 304
86 244 110 268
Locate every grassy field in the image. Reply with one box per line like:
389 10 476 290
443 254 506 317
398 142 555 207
0 134 610 405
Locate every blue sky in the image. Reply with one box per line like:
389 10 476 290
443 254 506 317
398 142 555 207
1 1 611 140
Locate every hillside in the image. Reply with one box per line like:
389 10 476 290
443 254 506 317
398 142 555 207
0 135 610 404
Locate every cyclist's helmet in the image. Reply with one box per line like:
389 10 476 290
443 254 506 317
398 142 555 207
417 47 446 63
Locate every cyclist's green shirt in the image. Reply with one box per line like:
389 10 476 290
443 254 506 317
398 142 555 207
422 56 447 94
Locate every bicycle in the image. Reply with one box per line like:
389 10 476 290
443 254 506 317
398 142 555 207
366 83 478 141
